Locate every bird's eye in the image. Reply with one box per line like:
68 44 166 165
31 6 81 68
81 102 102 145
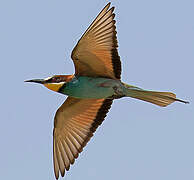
52 77 61 83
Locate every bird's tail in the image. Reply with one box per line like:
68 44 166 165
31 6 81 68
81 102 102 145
123 83 189 107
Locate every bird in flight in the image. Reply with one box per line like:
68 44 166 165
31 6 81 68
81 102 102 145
25 2 188 179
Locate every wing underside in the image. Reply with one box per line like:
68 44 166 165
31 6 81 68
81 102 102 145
53 97 113 179
71 2 121 79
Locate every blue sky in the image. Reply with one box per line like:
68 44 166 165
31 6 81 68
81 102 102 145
1 0 194 179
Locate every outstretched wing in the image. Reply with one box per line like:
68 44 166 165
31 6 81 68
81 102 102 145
71 3 121 79
53 97 113 179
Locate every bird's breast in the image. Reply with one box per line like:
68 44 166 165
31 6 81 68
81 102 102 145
59 76 123 99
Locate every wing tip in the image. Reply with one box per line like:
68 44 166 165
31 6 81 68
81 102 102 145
110 6 115 12
54 169 59 180
61 170 65 177
106 2 111 8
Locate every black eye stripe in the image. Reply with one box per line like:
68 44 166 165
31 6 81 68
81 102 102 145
45 77 61 83
52 77 61 83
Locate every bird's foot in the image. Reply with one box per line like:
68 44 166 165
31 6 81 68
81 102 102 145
108 86 125 99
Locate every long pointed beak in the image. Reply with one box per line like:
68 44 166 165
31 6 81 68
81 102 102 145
24 79 45 84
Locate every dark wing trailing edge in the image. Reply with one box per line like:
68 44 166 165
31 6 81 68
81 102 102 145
71 2 121 79
53 97 113 179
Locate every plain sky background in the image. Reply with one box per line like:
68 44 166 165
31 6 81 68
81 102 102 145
1 0 193 179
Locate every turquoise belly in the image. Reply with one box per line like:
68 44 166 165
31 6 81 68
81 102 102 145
59 76 121 99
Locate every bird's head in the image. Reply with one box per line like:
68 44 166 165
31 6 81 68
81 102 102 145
25 75 74 92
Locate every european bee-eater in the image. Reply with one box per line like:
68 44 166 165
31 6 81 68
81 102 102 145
26 2 188 179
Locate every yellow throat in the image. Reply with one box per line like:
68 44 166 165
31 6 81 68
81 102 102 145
44 82 64 92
